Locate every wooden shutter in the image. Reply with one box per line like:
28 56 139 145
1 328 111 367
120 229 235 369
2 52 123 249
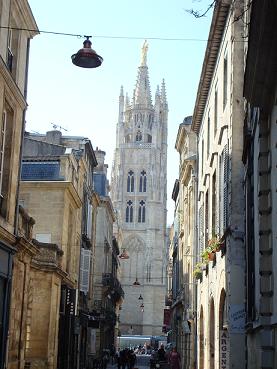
199 205 204 255
223 144 229 231
87 203 92 239
0 112 6 195
80 248 91 294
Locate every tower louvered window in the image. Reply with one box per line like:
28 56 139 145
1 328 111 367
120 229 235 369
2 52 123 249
136 131 142 142
126 200 133 222
139 170 147 192
138 200 146 223
127 170 134 192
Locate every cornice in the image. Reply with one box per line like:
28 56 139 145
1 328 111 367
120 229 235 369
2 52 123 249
0 225 16 246
15 236 39 258
13 0 39 37
21 181 82 208
192 0 231 134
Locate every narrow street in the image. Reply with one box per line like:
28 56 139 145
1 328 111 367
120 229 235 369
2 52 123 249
107 355 151 369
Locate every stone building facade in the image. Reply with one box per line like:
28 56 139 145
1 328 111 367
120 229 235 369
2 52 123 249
20 131 98 369
0 1 38 368
172 117 197 369
111 42 168 336
191 1 246 368
92 149 124 353
242 1 277 368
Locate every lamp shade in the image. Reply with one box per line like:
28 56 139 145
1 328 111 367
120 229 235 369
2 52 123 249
133 278 140 286
119 248 129 259
72 37 103 68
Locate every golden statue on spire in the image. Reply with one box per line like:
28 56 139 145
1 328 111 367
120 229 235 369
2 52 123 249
141 40 148 66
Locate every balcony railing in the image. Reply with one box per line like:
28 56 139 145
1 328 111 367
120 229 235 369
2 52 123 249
102 273 125 299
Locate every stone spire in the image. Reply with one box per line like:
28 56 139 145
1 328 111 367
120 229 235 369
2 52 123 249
118 85 124 123
133 40 152 108
161 79 167 106
125 92 130 110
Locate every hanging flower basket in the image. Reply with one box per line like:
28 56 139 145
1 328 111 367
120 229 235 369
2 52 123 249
208 252 215 261
193 262 205 279
208 236 224 253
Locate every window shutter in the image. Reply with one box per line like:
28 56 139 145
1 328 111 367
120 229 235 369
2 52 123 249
87 203 92 239
0 112 6 194
199 205 204 255
219 153 224 235
80 249 91 294
223 144 229 231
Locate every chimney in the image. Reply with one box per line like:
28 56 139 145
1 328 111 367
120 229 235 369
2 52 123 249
46 130 62 145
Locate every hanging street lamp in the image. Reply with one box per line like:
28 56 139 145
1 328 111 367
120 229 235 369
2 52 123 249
133 277 140 286
71 36 103 68
119 248 130 259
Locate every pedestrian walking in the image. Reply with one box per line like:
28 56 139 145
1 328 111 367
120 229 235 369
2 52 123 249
168 347 181 369
102 351 109 369
128 349 136 369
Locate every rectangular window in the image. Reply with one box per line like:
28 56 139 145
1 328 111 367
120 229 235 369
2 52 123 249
0 104 13 218
0 112 6 196
223 54 228 109
35 233 51 243
201 139 204 176
212 172 216 235
205 190 209 247
87 203 92 239
207 113 210 157
7 29 13 72
214 84 218 135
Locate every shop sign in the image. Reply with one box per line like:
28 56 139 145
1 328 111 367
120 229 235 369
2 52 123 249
229 304 245 333
220 330 229 369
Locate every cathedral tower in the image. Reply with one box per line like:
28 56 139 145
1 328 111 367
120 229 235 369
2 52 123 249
111 42 168 336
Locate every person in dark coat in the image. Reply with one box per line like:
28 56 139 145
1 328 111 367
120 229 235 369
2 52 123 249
120 348 128 369
157 344 166 362
128 350 136 369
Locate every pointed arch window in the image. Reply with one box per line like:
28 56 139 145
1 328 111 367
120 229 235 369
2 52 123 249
127 170 134 192
138 200 146 223
136 131 142 142
126 200 133 223
139 170 147 192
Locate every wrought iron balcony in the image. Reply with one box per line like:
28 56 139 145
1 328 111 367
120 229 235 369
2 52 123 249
102 273 125 300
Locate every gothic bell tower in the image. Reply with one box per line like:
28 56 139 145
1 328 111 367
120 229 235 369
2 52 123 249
111 41 168 336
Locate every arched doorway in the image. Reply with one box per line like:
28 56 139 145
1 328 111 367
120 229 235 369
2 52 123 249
199 305 204 369
209 298 215 369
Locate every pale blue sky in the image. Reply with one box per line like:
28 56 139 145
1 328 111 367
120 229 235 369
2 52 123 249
26 0 212 222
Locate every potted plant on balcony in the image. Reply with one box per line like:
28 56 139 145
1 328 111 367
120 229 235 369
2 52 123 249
193 263 204 280
201 248 211 263
208 236 224 253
